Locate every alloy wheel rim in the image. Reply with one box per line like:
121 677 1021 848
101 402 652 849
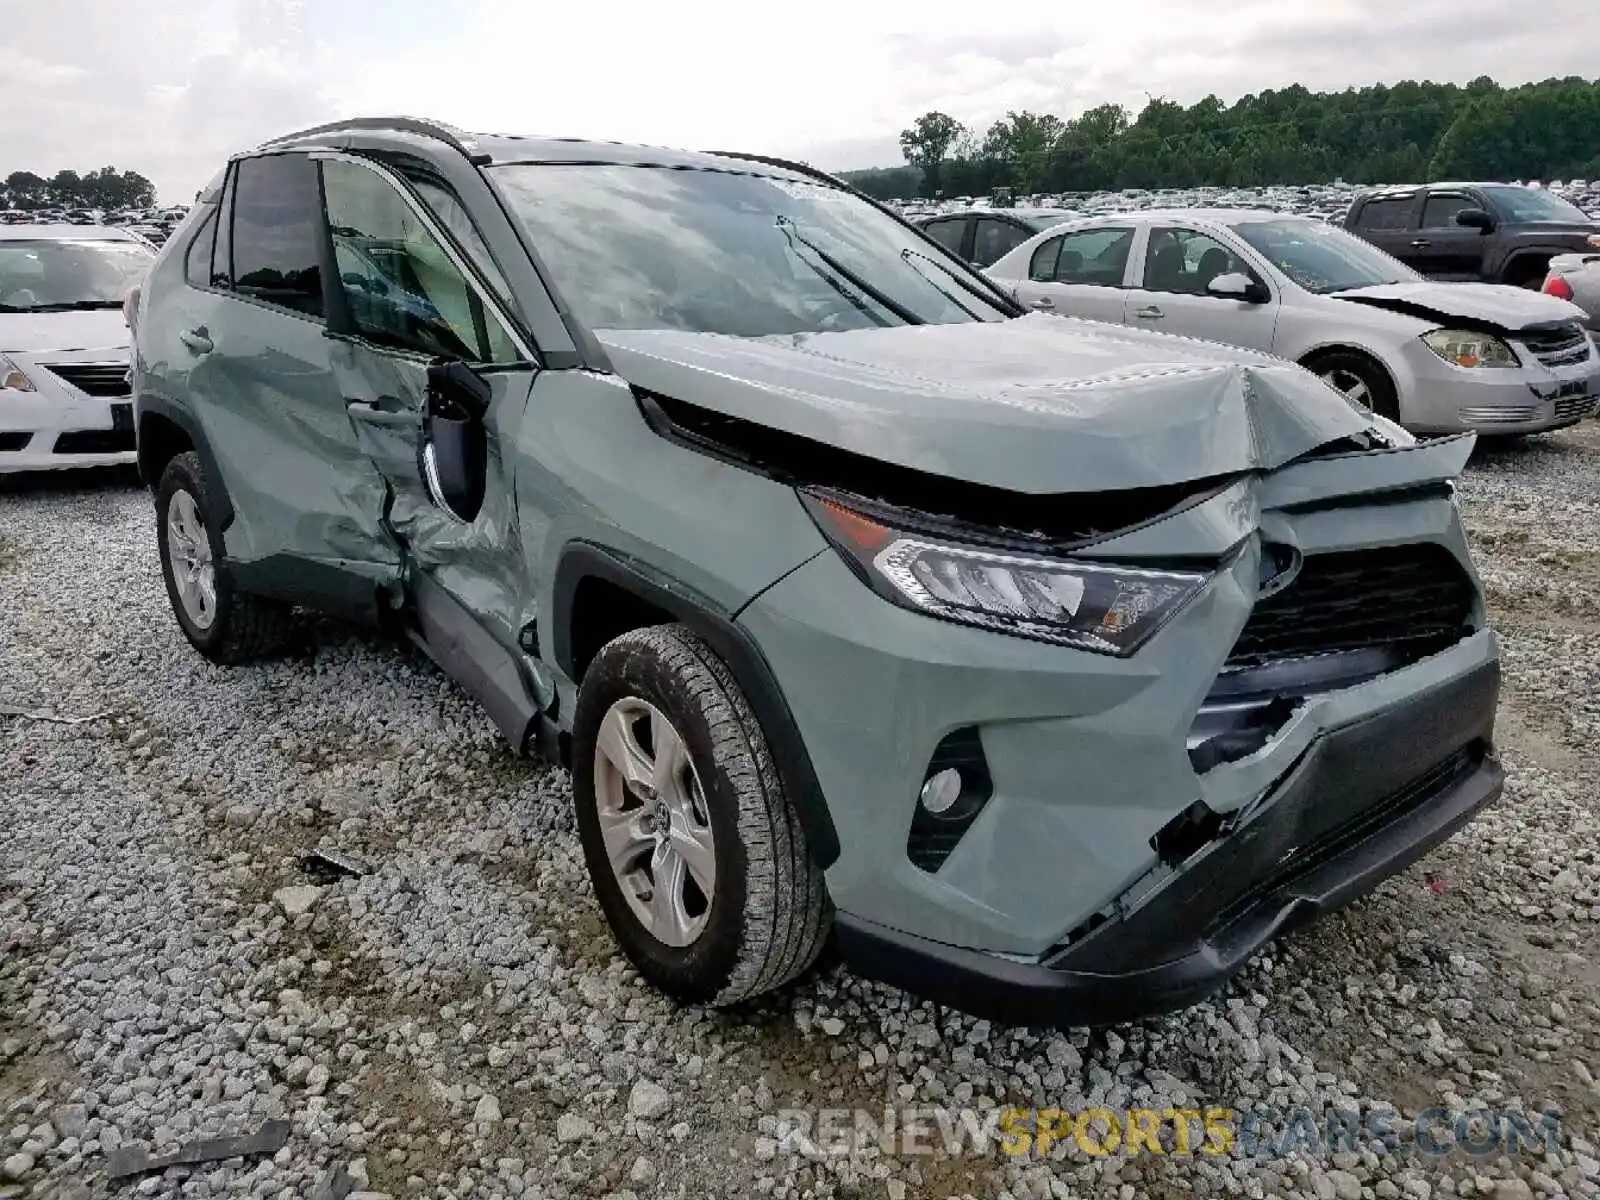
593 697 716 947
1321 367 1372 409
166 489 217 630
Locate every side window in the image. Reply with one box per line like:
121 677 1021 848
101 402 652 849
1043 227 1134 286
1141 228 1249 295
210 166 235 288
1029 237 1061 282
184 209 217 288
923 218 966 255
321 159 519 363
1420 193 1472 230
972 218 1031 268
1356 197 1415 230
228 154 325 317
406 175 516 311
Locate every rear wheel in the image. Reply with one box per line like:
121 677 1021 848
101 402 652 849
571 624 831 1006
1307 350 1401 423
156 451 292 663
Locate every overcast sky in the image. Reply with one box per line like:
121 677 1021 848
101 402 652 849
6 0 1600 203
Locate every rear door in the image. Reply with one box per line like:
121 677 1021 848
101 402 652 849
1412 190 1490 280
315 152 540 653
1349 192 1420 266
1122 224 1279 351
178 152 400 610
1011 224 1138 324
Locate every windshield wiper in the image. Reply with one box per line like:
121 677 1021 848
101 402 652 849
775 217 923 327
23 300 125 312
899 247 1019 318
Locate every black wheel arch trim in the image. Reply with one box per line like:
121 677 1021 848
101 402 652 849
552 541 841 869
136 394 235 530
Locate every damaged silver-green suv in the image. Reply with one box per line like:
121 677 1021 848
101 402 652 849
130 118 1502 1026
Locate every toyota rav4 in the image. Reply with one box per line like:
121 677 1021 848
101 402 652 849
130 118 1503 1026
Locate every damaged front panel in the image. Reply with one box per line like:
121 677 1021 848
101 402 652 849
597 313 1379 495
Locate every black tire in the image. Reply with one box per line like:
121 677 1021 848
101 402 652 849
155 451 292 663
571 624 831 1006
1305 349 1401 423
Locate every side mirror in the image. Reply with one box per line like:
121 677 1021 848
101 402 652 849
1207 272 1270 303
421 360 491 523
1455 207 1494 232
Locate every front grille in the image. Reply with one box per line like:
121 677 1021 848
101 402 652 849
1459 405 1537 424
1520 325 1591 368
53 429 135 454
1226 545 1475 670
1554 392 1599 421
41 362 131 398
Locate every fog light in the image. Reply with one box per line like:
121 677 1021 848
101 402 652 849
919 767 963 815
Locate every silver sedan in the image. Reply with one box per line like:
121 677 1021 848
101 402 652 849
986 210 1600 435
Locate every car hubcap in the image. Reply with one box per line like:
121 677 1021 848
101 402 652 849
166 489 217 630
1321 367 1372 409
593 697 716 947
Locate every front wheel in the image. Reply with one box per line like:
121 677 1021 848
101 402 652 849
1308 350 1402 423
571 624 831 1006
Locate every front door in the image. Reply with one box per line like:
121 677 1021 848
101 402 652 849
1411 191 1490 280
315 152 542 659
1123 225 1279 352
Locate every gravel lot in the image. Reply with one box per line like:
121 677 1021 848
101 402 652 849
4 427 1600 1200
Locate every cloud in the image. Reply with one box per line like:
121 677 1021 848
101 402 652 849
5 0 1599 200
0 0 341 202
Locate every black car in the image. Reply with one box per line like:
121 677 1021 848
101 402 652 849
1345 183 1600 287
915 207 1077 269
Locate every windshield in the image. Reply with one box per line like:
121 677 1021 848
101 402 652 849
489 163 1011 336
0 239 154 311
1231 218 1419 294
1480 186 1590 224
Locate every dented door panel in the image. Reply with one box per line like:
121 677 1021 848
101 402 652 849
332 338 540 655
203 304 399 576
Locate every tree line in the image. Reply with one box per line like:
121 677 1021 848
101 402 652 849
843 76 1600 201
2 167 157 212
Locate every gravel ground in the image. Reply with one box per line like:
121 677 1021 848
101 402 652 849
4 427 1600 1200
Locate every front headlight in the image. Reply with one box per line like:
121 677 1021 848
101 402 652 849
0 353 34 392
803 492 1211 656
1422 329 1518 368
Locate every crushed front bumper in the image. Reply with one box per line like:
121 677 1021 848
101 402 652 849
836 659 1502 1027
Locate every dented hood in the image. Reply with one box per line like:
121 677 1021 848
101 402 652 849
595 314 1375 493
1330 281 1587 331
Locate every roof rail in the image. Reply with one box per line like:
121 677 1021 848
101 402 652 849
257 116 492 165
705 150 857 187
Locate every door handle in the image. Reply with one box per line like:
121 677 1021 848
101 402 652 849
345 400 414 426
179 327 212 354
1134 305 1164 319
1030 297 1055 309
1409 239 1432 248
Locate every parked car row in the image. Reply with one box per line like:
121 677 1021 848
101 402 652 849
982 210 1600 436
96 117 1507 1029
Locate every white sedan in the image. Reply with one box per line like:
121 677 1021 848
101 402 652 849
0 224 153 471
986 210 1600 435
